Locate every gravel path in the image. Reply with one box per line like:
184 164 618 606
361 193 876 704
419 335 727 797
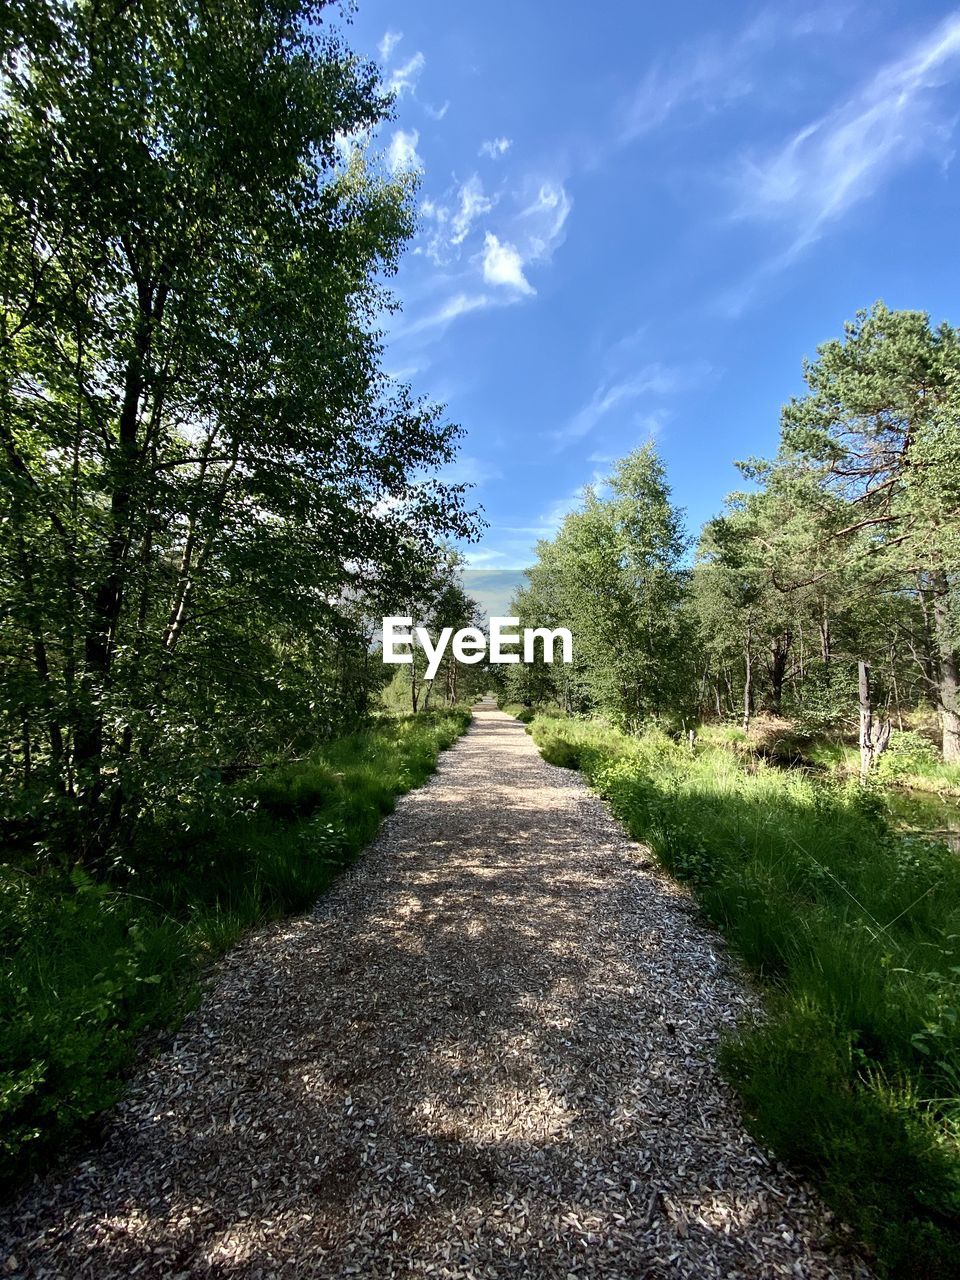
2 710 870 1279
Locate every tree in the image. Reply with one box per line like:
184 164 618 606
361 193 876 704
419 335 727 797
519 446 692 729
776 303 960 759
0 0 480 859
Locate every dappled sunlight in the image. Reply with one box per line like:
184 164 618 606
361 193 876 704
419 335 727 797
2 712 868 1278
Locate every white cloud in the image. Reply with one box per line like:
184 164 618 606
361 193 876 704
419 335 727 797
418 170 570 288
538 484 594 535
334 128 368 165
555 367 682 445
480 136 512 159
736 12 960 249
420 176 497 263
464 548 509 567
482 233 535 295
385 359 427 382
392 292 496 341
387 51 425 98
378 30 403 62
520 181 572 262
387 128 422 175
451 175 495 244
424 100 450 120
623 47 749 140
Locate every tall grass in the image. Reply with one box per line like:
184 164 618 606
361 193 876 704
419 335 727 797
530 715 960 1278
0 707 471 1189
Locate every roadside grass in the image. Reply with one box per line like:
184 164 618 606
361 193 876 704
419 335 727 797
530 714 960 1278
697 713 960 793
499 701 567 725
499 702 536 723
0 707 471 1189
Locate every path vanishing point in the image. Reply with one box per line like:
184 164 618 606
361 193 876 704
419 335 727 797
1 710 870 1279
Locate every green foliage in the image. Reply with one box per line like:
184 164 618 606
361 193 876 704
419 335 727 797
530 714 960 1276
499 702 535 724
786 665 858 737
0 708 470 1188
0 0 480 864
0 870 189 1180
879 730 943 780
511 445 694 727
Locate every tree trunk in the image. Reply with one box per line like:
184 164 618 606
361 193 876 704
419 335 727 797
819 602 831 682
914 577 942 710
768 630 792 714
697 663 709 714
858 659 891 779
742 623 753 734
889 647 904 732
932 587 960 762
410 666 420 713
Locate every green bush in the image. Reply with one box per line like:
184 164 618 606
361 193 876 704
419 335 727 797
529 713 960 1277
879 729 942 780
0 707 471 1189
538 733 581 769
500 702 535 723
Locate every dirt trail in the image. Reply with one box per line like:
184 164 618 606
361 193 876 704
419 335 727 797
2 710 868 1278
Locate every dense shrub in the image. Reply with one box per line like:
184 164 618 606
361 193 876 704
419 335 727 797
878 729 943 780
0 708 471 1189
500 702 535 723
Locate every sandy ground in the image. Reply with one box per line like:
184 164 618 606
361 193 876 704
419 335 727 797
1 710 871 1278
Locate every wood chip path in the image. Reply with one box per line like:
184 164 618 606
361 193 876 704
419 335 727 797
1 710 871 1278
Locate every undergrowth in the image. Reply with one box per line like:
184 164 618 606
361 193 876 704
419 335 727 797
0 707 470 1189
530 714 960 1278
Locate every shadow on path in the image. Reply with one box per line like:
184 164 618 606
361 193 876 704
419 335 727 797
0 712 870 1278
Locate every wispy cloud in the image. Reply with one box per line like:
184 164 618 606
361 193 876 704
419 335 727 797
554 368 680 446
482 233 534 294
419 174 571 296
439 455 503 487
463 548 509 567
623 39 752 140
621 7 849 141
735 12 960 251
378 30 403 62
520 181 572 263
407 291 492 335
424 100 450 120
387 128 423 175
534 474 611 534
390 290 518 343
387 51 425 98
421 176 496 263
334 127 369 166
451 176 496 245
480 136 512 159
552 353 719 450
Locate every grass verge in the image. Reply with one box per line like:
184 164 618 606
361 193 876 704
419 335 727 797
0 707 471 1190
529 714 960 1279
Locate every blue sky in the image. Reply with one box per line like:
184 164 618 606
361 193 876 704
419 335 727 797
341 1 960 570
